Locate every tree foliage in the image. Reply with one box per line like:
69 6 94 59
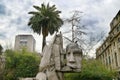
3 49 40 80
28 3 63 50
64 59 116 80
0 44 3 55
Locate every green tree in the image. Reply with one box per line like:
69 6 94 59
65 59 116 80
3 49 40 80
0 44 3 55
28 3 63 50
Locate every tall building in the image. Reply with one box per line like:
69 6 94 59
96 10 120 77
14 34 36 52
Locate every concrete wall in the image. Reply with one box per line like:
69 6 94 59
14 35 35 52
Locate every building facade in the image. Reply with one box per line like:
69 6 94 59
96 10 120 76
14 34 36 52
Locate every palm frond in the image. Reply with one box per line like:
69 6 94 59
33 5 41 11
28 3 63 49
28 11 39 15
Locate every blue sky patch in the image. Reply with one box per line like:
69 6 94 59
0 4 6 15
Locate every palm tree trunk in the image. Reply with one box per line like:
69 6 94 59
42 35 46 51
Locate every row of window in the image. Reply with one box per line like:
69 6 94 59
110 23 120 38
99 50 119 69
20 40 28 46
19 36 28 47
97 36 120 56
97 23 120 55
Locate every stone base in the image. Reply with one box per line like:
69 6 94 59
19 77 36 80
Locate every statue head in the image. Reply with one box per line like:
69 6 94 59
54 34 62 45
52 32 63 48
66 42 82 70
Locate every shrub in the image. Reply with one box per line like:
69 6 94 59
64 59 116 80
3 49 40 80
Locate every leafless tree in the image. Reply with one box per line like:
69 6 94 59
64 10 85 41
78 31 106 56
63 10 106 57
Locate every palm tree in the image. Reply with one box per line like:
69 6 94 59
28 3 63 50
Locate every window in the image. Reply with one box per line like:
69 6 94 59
106 58 108 66
20 41 27 46
118 38 120 42
20 36 27 39
108 56 111 65
115 53 118 66
105 44 106 47
117 27 119 32
19 36 28 46
116 16 118 20
116 24 120 32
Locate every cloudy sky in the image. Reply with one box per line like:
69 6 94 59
0 0 120 54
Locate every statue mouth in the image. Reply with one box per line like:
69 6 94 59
67 63 77 69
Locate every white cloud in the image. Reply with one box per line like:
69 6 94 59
0 0 119 54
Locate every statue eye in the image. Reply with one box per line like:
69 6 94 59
73 52 80 56
67 52 70 55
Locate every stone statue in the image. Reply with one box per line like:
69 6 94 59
60 42 82 72
20 32 82 80
66 42 82 72
36 33 64 80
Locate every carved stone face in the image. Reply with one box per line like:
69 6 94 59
54 34 62 45
54 36 61 45
66 43 82 70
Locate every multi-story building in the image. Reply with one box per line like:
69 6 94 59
96 10 120 76
14 34 36 52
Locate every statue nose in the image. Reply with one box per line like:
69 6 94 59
69 52 75 63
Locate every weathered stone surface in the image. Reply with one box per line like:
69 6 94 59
53 44 61 70
52 33 63 71
39 45 52 72
36 72 46 80
66 42 82 72
19 78 35 80
47 71 59 80
38 33 64 80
